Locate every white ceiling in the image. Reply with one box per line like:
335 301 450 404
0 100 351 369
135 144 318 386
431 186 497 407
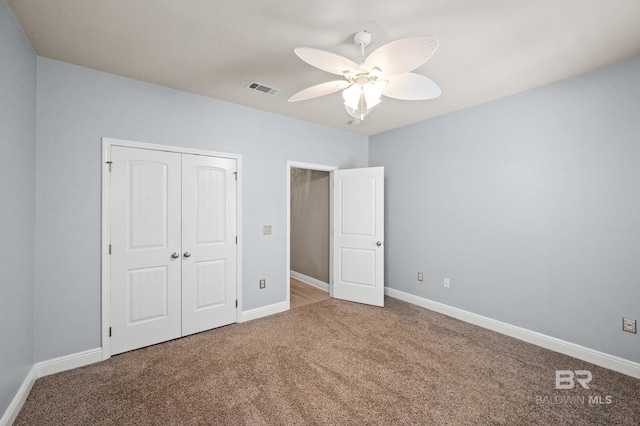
8 0 640 136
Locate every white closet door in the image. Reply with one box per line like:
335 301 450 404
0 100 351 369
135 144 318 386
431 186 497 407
110 146 182 355
181 154 237 336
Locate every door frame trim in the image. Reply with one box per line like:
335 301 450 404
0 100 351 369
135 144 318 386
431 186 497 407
101 137 243 360
286 161 337 309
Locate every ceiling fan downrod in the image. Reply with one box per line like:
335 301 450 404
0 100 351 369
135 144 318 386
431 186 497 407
353 30 372 58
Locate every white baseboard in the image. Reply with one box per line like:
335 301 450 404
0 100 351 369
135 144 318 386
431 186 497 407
240 301 289 323
0 366 37 426
1 347 102 426
290 271 329 292
385 287 640 379
33 347 103 378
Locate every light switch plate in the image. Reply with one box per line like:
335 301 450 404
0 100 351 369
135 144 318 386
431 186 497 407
622 318 636 334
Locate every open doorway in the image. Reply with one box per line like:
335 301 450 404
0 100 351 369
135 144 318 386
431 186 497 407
286 162 386 309
286 161 336 309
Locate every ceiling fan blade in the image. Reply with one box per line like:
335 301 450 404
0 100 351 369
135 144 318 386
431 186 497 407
382 73 441 100
288 80 352 102
365 36 439 77
294 47 362 76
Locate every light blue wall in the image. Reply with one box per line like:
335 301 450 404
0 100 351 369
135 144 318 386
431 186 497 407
34 57 368 361
0 0 37 415
370 56 640 363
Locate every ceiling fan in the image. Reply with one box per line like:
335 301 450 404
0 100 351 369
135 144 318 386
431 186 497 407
288 30 441 122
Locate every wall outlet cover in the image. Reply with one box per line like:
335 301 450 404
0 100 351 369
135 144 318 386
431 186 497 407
418 272 423 281
259 279 266 289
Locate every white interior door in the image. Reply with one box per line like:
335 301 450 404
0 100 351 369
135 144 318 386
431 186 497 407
332 167 385 307
110 146 182 355
181 154 237 336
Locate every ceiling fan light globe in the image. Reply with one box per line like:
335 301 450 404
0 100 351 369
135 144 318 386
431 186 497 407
365 97 381 109
363 82 383 108
343 85 362 110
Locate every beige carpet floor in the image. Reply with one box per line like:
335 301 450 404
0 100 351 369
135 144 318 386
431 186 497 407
16 297 640 425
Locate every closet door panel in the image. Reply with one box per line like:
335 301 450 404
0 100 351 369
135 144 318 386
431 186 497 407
110 147 182 355
181 154 237 336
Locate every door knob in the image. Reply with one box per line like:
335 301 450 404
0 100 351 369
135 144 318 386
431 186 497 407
376 241 383 247
171 252 180 259
183 251 191 258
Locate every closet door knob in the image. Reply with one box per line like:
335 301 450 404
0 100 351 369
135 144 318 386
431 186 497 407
376 241 383 247
171 252 180 259
183 251 191 258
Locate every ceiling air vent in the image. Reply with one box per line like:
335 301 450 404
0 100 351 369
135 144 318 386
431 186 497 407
245 81 280 96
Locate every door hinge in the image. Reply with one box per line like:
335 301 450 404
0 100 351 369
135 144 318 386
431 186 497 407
234 171 238 181
236 300 238 308
109 327 112 337
106 161 112 172
109 244 111 254
235 236 238 244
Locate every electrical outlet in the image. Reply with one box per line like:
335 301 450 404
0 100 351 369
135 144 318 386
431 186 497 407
418 272 423 282
263 225 272 235
622 318 636 334
259 279 266 289
444 277 450 288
